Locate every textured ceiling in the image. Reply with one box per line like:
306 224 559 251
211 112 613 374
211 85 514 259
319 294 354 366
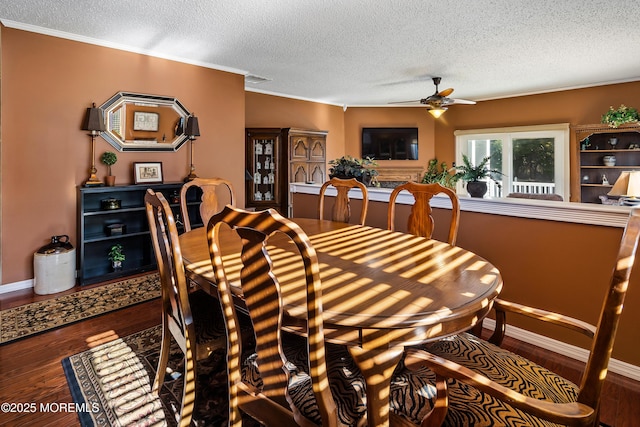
2 0 640 107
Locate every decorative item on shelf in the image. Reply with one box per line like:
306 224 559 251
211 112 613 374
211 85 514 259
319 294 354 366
454 154 504 198
107 244 125 271
101 198 121 210
421 158 459 189
603 155 617 166
81 102 106 187
105 223 126 236
580 137 591 150
183 113 200 182
170 190 180 204
582 175 590 183
602 174 609 185
133 162 163 184
630 144 640 150
609 137 618 149
100 151 118 186
328 155 379 186
601 104 640 128
608 171 640 205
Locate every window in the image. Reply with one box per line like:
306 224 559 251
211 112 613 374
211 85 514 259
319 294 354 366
455 124 570 200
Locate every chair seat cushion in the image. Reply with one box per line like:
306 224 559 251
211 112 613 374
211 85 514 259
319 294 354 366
242 333 438 426
416 332 580 427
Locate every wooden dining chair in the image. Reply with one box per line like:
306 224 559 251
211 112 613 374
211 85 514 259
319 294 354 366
387 182 460 245
180 177 235 232
400 207 640 427
318 177 369 225
145 189 224 427
206 205 438 426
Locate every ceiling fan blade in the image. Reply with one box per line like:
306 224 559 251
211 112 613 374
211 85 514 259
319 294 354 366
388 99 422 105
447 98 476 105
438 88 454 97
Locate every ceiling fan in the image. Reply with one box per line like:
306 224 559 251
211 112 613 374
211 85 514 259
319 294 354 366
390 77 476 117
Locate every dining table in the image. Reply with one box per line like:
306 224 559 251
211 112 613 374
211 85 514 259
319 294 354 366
179 218 503 427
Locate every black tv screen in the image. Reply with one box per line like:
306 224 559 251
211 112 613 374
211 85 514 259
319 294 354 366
361 127 418 160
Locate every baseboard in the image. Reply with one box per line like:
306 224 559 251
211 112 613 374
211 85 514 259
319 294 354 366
0 279 33 294
483 318 640 382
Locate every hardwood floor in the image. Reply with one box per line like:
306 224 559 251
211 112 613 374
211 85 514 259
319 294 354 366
1 285 639 427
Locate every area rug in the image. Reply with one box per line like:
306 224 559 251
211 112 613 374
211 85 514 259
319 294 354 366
62 324 236 427
0 273 160 344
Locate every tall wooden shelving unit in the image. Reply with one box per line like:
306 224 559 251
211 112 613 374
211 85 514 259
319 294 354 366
572 123 640 203
246 128 327 216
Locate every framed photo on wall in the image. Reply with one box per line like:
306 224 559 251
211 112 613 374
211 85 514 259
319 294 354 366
133 162 163 184
133 111 159 131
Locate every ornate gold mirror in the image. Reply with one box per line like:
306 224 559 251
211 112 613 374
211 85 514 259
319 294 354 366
99 92 191 152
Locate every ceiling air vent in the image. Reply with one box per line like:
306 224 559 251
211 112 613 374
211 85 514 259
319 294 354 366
245 74 272 84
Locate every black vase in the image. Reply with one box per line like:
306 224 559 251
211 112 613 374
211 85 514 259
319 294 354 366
466 181 488 198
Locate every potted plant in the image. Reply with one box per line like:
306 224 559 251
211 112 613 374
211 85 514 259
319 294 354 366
601 105 640 128
455 154 503 198
108 244 125 271
328 155 379 186
100 151 118 186
421 158 459 189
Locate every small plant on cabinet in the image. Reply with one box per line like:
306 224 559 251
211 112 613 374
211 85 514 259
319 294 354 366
100 151 118 186
108 244 125 270
601 105 640 128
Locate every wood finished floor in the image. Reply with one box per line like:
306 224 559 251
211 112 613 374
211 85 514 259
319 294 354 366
0 285 639 427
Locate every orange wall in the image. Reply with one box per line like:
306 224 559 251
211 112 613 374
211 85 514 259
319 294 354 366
1 27 245 284
343 107 436 169
245 91 345 162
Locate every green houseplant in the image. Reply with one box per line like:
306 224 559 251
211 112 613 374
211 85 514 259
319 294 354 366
108 244 125 270
100 151 118 186
328 155 379 186
421 158 459 189
455 154 503 198
601 105 640 128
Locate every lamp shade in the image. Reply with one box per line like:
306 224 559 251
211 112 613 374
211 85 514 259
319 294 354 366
428 107 447 118
608 171 640 197
81 103 105 132
185 115 200 138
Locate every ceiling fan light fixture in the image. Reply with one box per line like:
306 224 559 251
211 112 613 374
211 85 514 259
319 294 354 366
428 107 447 118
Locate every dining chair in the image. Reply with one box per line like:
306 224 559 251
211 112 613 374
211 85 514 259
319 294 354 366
180 177 235 232
387 182 460 245
145 189 224 427
400 207 640 427
207 205 438 426
318 177 369 225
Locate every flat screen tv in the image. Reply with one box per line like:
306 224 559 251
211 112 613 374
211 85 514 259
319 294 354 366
361 127 418 160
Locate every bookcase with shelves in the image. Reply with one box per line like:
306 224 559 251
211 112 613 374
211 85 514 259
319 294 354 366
574 124 640 203
77 183 201 285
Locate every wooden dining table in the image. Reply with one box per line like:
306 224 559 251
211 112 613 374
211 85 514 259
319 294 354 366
179 218 503 427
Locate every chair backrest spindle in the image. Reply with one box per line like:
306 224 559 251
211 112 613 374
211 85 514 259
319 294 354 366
180 177 235 232
318 177 368 225
388 182 460 244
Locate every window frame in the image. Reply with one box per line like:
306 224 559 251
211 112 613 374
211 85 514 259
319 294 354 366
455 123 570 200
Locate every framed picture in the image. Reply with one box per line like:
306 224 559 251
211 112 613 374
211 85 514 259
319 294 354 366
133 162 163 184
133 111 159 131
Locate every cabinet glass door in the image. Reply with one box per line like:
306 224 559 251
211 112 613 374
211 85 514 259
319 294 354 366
246 130 281 211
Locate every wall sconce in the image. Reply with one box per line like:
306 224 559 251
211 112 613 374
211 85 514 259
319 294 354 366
608 171 640 205
81 103 106 186
428 107 447 118
184 114 200 182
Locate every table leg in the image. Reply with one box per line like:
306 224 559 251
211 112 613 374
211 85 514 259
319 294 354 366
348 345 404 427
